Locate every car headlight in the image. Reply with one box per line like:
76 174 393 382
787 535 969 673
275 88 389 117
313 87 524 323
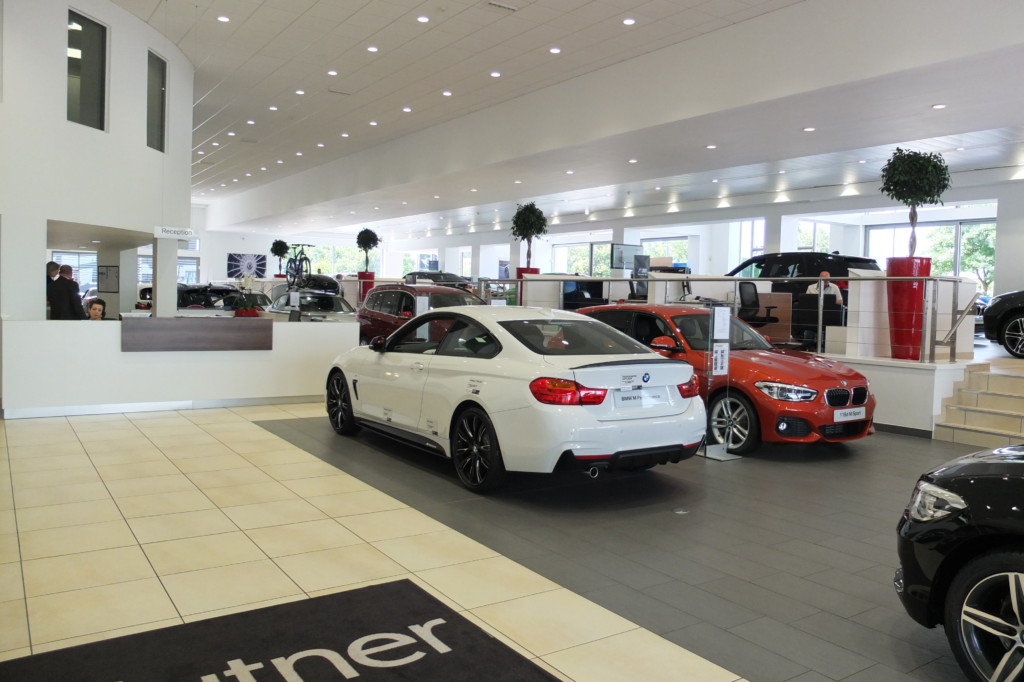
754 381 817 402
907 481 967 522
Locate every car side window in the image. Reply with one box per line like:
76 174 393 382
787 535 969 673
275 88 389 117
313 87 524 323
634 313 673 345
397 292 416 317
586 309 632 335
364 292 381 312
389 316 455 354
436 321 499 358
376 291 399 315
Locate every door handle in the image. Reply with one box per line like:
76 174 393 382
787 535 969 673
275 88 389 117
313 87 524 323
410 362 425 371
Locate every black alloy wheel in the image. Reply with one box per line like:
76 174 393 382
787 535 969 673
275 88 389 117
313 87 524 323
326 370 359 436
944 550 1024 682
1000 314 1024 358
708 392 760 454
451 407 507 492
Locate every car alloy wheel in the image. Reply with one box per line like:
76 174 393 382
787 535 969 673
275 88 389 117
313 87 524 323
708 392 760 454
944 551 1024 682
326 370 359 436
1001 314 1024 359
451 407 507 492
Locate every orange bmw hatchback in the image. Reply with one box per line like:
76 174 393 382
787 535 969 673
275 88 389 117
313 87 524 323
579 302 875 454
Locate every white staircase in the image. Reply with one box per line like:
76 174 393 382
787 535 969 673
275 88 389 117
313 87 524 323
934 362 1024 448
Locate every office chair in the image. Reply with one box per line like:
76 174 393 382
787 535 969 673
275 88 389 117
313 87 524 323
736 281 779 328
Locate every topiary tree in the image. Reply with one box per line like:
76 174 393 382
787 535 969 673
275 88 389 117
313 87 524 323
880 147 951 257
510 201 548 269
270 239 289 274
356 228 380 272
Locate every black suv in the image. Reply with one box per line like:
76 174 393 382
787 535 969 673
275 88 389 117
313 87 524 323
403 271 472 290
895 445 1024 682
982 290 1024 358
725 252 880 301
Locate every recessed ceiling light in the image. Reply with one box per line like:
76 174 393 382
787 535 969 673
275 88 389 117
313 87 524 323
706 144 717 149
623 17 636 25
367 46 378 52
269 105 278 111
260 166 267 171
932 103 947 109
276 159 283 164
470 188 477 192
295 152 302 156
417 16 429 23
369 121 377 126
217 16 229 22
316 143 325 148
246 120 254 125
490 71 501 78
956 146 965 151
803 127 816 132
858 159 866 164
628 159 638 164
514 180 522 184
566 170 574 175
220 183 226 187
232 178 238 182
549 47 561 54
327 70 338 76
341 132 349 138
295 89 305 95
227 131 236 136
211 142 220 146
245 173 252 177
402 106 412 112
442 90 452 96
712 179 719 183
779 169 787 174
434 195 441 199
91 240 101 244
208 188 215 192
197 150 205 155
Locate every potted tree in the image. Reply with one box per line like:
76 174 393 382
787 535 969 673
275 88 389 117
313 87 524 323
510 201 547 277
879 147 951 360
356 228 380 302
270 239 289 278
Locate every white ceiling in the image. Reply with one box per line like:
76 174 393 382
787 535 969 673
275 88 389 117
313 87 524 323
107 0 1024 247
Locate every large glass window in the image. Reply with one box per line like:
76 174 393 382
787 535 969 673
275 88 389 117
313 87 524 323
53 251 97 293
866 220 996 295
738 219 765 261
642 237 689 265
67 11 106 130
306 245 381 275
147 52 167 151
551 242 610 276
796 221 832 252
137 255 200 284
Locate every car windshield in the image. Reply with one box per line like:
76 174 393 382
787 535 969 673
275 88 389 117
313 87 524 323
500 319 650 355
429 291 484 307
672 313 773 351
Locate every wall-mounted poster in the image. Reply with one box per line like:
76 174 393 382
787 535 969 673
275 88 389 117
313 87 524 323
227 253 267 278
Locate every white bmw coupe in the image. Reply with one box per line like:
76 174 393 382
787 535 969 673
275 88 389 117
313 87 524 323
326 306 706 492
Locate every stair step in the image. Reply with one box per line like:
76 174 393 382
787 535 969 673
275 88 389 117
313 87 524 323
948 390 1024 413
965 372 1024 397
933 422 1024 448
942 405 1024 432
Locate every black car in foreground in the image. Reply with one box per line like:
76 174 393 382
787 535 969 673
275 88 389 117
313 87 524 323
895 446 1024 682
983 290 1024 358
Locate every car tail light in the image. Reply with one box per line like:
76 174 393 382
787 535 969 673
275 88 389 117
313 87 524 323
677 375 699 398
529 377 607 405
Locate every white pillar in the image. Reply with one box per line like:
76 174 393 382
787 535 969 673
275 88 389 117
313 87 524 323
995 183 1024 293
152 238 178 317
119 248 139 314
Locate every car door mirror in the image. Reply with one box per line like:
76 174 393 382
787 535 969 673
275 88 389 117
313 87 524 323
370 336 387 352
649 335 680 351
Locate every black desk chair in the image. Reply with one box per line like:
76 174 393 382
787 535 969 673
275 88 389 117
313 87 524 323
737 281 778 328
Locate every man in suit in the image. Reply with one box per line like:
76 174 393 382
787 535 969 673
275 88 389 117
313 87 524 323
49 263 86 320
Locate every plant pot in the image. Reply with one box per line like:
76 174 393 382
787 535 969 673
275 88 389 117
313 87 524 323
515 267 539 305
273 274 286 278
357 271 375 303
886 257 931 360
234 308 260 317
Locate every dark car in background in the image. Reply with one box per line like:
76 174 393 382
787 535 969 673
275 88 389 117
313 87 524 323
894 445 1024 682
137 283 240 309
726 252 880 302
356 283 485 342
403 270 473 290
266 290 354 321
983 290 1024 357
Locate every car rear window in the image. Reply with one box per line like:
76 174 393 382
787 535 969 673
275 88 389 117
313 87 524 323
499 319 650 355
429 291 484 308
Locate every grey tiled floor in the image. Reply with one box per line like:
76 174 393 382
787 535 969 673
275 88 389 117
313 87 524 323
262 418 980 682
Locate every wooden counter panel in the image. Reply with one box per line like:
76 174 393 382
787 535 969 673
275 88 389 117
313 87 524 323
121 317 273 352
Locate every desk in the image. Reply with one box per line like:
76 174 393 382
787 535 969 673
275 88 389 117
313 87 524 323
121 317 273 352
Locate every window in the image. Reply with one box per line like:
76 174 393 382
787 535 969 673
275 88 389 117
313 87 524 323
52 251 97 292
67 11 106 130
642 237 689 265
551 242 611 276
738 219 765 261
796 221 832 252
147 52 167 151
137 256 200 284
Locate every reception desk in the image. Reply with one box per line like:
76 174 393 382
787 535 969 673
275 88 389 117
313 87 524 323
121 317 273 352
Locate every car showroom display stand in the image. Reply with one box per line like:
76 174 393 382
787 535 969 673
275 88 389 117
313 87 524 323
701 442 742 462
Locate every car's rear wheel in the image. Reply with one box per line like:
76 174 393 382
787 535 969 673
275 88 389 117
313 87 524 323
943 550 1024 682
326 370 359 435
999 313 1024 358
708 392 760 454
451 407 507 492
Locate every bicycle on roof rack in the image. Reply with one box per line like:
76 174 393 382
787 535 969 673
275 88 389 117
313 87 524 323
285 243 312 288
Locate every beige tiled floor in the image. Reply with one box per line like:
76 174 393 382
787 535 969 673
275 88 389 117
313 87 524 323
0 403 744 681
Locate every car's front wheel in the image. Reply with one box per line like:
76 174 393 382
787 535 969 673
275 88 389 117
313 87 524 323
451 407 507 492
999 313 1024 358
943 550 1024 682
326 370 360 436
708 392 760 454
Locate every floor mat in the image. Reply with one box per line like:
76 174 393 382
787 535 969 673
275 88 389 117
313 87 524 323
0 579 557 681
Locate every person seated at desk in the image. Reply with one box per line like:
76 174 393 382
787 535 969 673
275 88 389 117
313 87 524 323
807 271 842 298
87 298 106 320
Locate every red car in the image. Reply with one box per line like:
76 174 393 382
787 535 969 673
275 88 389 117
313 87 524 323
578 302 875 453
356 283 486 343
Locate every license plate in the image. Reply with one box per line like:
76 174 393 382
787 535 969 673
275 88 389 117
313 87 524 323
834 406 865 422
615 389 666 408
